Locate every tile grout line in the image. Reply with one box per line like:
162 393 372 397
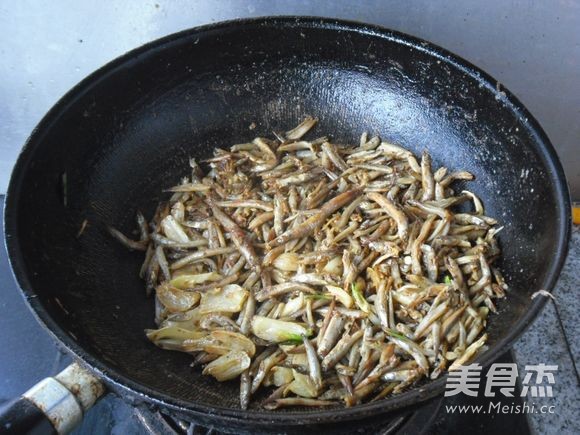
551 299 580 384
513 299 578 435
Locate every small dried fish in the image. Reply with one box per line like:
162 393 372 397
255 282 317 302
263 398 335 409
270 188 364 247
108 227 147 251
302 335 322 389
285 116 318 140
114 117 505 410
367 192 409 240
322 329 364 371
318 313 346 357
208 200 261 271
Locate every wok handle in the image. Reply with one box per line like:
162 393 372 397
0 363 105 434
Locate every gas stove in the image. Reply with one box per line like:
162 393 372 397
0 196 530 434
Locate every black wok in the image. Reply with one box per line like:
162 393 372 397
2 17 570 433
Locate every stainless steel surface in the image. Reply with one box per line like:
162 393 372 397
1 1 578 198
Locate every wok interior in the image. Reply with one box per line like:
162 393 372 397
10 20 564 413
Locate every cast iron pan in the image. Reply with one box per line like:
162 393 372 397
2 16 570 433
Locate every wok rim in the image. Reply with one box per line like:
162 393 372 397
3 16 571 426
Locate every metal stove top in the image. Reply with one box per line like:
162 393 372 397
0 196 530 434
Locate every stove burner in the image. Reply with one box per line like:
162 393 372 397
133 397 441 435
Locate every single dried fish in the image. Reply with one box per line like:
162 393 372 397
270 188 364 247
367 192 409 240
208 200 261 271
